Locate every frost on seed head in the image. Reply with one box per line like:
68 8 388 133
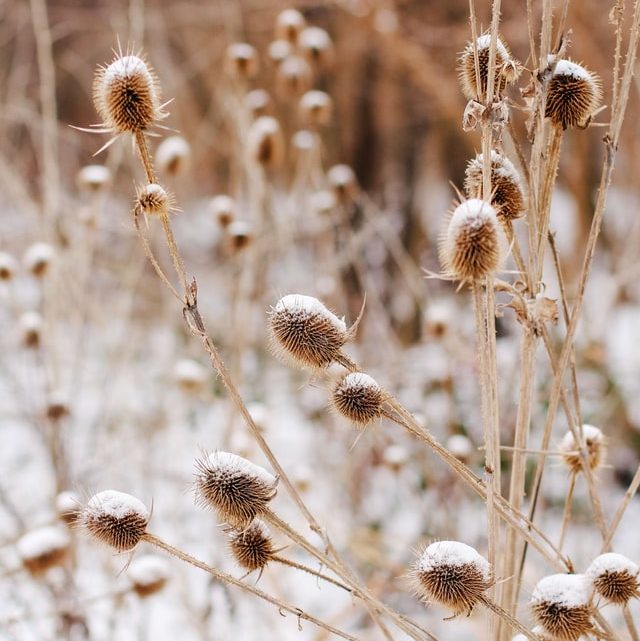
270 294 349 369
136 183 171 217
413 541 492 616
228 519 275 571
586 553 639 604
17 526 71 574
194 451 277 528
531 574 594 641
128 555 171 597
80 490 149 552
332 372 385 427
559 424 605 473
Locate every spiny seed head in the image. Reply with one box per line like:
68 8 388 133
412 541 492 616
80 490 149 552
56 491 80 525
464 151 525 222
228 520 275 571
299 90 333 126
93 54 164 134
560 424 605 473
227 220 253 251
248 116 284 168
0 251 17 280
275 9 306 43
128 555 170 597
458 35 519 101
193 451 278 528
156 136 190 177
299 27 334 68
531 574 594 641
225 42 259 79
23 242 54 277
277 55 313 96
586 553 639 604
545 60 601 130
136 183 171 216
439 198 502 282
332 372 385 427
17 526 71 575
244 89 271 117
269 294 349 369
77 164 111 192
327 164 359 202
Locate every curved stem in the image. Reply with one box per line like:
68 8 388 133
272 555 353 593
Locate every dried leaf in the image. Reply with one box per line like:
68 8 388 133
462 100 485 132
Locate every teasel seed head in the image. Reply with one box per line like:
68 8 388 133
20 311 43 348
227 220 253 252
327 164 359 203
275 9 306 44
17 526 71 575
228 519 275 571
299 27 334 69
299 90 333 126
277 55 313 96
193 451 278 528
446 434 474 465
128 555 170 597
23 242 54 277
268 40 293 66
412 541 493 616
382 444 409 472
458 35 519 101
156 135 191 177
209 195 236 229
248 116 284 169
332 372 386 427
225 43 259 80
244 89 271 117
269 294 349 369
136 183 171 217
56 491 80 525
559 424 605 473
0 251 17 280
439 198 502 282
93 54 165 134
77 164 111 192
173 358 208 394
464 151 525 222
545 60 602 130
80 490 149 552
46 389 70 421
586 553 639 604
531 574 594 641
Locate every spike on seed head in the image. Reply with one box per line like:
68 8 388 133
193 451 277 528
559 424 605 473
275 9 306 43
332 372 385 427
228 520 275 571
439 198 502 282
269 294 349 369
412 541 493 616
128 555 170 597
464 151 525 222
586 553 640 604
545 60 601 129
93 53 165 134
80 490 149 552
531 574 594 641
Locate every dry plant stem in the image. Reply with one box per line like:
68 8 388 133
479 596 540 641
271 556 353 594
623 605 640 641
134 130 156 184
142 533 362 641
602 463 640 550
612 0 626 109
558 471 577 552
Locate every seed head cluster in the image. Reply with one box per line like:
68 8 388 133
228 520 275 571
332 372 385 426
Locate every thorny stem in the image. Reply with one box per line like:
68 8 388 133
142 533 363 641
272 556 353 593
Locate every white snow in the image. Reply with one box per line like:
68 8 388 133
446 434 474 459
17 525 70 560
0 251 17 276
228 220 252 237
300 90 331 111
128 555 170 587
417 541 491 579
553 59 592 81
20 311 43 331
560 424 603 451
77 164 111 187
56 490 80 515
531 574 593 607
274 294 347 333
87 490 149 520
448 199 499 235
23 242 54 270
227 43 256 61
103 55 153 86
210 195 236 216
204 451 277 488
327 164 356 188
469 151 522 185
156 136 190 166
339 372 381 391
299 26 332 50
587 553 639 579
470 35 509 59
173 359 207 386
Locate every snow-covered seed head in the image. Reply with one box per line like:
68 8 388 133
413 541 492 616
248 116 284 168
93 54 164 134
382 444 409 471
292 130 316 155
327 164 359 202
0 251 17 280
20 311 43 348
439 199 502 282
193 451 278 528
136 183 170 217
244 89 271 117
268 40 293 66
77 164 111 192
446 434 474 465
17 526 71 575
464 152 525 222
23 242 54 277
209 195 236 228
332 372 385 427
46 389 70 421
173 358 207 394
531 574 594 641
80 490 149 552
299 90 333 126
128 555 170 597
560 424 605 473
458 35 518 101
299 27 334 68
156 136 190 177
56 491 80 525
277 56 313 96
270 294 349 369
225 43 259 80
276 9 306 43
228 520 275 571
586 553 639 604
545 60 601 130
227 220 253 252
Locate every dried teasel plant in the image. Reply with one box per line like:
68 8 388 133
331 372 387 427
17 526 71 575
559 424 605 473
227 520 276 572
127 555 171 597
586 553 640 604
